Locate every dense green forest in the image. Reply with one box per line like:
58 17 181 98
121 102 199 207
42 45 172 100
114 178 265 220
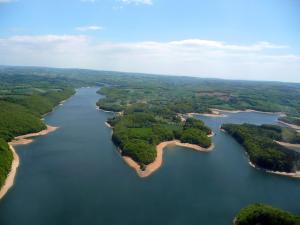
222 124 300 172
235 204 300 225
0 139 13 189
0 70 75 189
108 113 212 168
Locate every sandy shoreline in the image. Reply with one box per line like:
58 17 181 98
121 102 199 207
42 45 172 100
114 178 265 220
278 120 300 131
0 125 58 200
276 141 300 148
105 122 112 128
210 108 285 116
200 113 226 118
187 112 226 118
208 132 215 138
248 160 300 178
123 140 214 178
0 144 19 200
96 106 121 114
96 106 114 113
10 125 58 145
186 108 284 118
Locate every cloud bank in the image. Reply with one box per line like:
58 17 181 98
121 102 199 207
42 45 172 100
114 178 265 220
0 35 299 82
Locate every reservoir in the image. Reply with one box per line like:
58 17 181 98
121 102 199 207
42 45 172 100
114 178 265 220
0 87 299 225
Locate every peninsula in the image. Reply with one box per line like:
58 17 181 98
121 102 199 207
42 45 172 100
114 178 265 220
106 113 213 176
222 123 300 177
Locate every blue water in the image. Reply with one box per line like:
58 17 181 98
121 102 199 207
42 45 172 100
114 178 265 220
0 87 299 225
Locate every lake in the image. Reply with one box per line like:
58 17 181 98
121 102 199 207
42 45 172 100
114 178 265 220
0 87 299 225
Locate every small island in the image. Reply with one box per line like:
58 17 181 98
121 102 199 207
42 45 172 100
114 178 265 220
234 204 300 225
222 123 300 176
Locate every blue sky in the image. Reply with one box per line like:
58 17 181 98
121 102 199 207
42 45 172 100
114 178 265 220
0 0 300 82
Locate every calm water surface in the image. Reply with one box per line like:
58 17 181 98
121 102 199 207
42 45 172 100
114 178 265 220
0 87 299 225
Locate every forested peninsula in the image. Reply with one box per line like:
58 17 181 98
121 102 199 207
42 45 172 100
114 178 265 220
107 113 213 175
222 124 300 175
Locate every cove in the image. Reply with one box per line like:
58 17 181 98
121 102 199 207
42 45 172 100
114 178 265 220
0 87 299 225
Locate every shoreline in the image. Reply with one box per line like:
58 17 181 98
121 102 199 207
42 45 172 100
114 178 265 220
186 108 284 118
278 120 300 131
96 106 114 113
10 125 58 145
105 122 112 128
276 141 300 148
248 160 300 178
0 125 58 200
208 131 215 138
123 140 214 178
187 112 226 118
210 108 285 116
0 144 19 200
42 93 75 118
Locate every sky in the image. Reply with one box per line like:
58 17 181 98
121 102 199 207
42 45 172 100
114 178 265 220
0 0 300 82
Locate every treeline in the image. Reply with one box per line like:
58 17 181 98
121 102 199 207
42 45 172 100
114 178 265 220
222 124 300 173
108 112 212 168
235 204 300 225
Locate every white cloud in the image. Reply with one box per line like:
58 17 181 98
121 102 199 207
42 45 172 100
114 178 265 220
75 26 103 32
0 35 299 82
120 0 153 5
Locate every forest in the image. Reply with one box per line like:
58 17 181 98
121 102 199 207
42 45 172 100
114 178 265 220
222 124 300 173
235 204 300 225
0 70 75 189
108 113 212 168
2 66 300 117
